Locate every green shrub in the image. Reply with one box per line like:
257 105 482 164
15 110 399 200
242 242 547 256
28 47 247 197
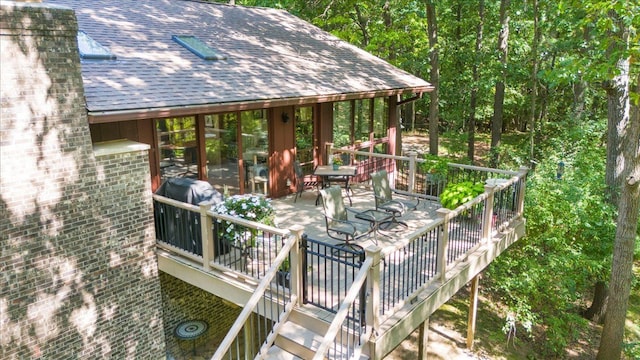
439 181 485 210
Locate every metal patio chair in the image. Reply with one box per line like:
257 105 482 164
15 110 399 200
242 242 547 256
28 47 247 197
319 186 372 253
293 160 318 203
370 170 421 229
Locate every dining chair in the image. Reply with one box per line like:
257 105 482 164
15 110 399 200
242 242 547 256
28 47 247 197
293 160 317 203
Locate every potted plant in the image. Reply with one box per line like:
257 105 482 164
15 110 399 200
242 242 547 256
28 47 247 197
276 257 290 288
212 194 275 251
332 154 343 170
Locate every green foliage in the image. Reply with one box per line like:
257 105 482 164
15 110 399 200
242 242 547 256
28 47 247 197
485 118 618 356
279 257 290 272
439 181 484 210
419 154 449 180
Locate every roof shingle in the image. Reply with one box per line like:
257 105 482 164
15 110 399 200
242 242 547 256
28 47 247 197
46 0 433 114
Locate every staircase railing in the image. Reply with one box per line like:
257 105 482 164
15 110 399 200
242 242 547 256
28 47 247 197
313 254 375 360
210 226 304 360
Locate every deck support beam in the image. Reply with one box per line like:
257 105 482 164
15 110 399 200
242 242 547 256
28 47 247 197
418 317 430 359
466 275 480 349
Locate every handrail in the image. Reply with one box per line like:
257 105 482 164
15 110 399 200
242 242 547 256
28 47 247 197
439 162 519 176
152 193 200 211
312 256 374 360
210 233 298 360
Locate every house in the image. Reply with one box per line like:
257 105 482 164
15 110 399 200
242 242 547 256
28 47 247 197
47 0 433 198
1 1 527 358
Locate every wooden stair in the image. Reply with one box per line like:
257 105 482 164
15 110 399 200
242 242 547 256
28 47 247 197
262 311 369 360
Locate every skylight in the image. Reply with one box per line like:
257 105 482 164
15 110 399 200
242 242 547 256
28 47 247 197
172 35 226 61
77 31 116 60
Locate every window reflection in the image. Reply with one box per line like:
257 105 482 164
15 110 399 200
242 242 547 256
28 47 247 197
204 113 239 196
157 117 197 181
241 110 269 195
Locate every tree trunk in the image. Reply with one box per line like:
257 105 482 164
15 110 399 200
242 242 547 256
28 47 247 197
426 1 439 155
528 0 539 165
582 280 608 324
603 10 631 207
353 4 370 47
467 0 484 164
490 0 510 167
597 72 640 360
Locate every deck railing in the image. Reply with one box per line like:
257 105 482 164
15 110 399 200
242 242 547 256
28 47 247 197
301 236 366 314
153 195 292 279
378 225 440 315
313 252 374 360
154 148 528 358
211 226 304 360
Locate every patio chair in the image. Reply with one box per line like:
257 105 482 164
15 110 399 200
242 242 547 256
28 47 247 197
293 160 317 203
319 186 372 253
370 170 421 229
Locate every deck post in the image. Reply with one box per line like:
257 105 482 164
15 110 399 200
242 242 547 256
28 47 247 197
408 151 417 193
244 312 255 358
436 208 451 281
516 167 529 216
200 203 214 270
365 245 382 336
466 275 480 349
325 142 334 165
288 225 304 307
418 317 430 359
482 185 495 243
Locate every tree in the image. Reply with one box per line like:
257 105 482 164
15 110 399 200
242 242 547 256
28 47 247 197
467 0 484 164
528 0 540 164
597 72 640 360
603 10 632 206
426 0 439 155
490 0 510 167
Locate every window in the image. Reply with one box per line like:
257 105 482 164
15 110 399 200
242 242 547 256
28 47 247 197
333 97 390 150
295 107 314 164
172 35 226 60
373 98 388 138
333 101 352 147
77 31 116 60
354 100 370 142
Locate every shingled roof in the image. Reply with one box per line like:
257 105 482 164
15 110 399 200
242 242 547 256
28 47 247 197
46 0 433 118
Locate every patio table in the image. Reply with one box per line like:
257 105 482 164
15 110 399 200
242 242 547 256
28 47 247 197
354 209 393 245
314 165 357 206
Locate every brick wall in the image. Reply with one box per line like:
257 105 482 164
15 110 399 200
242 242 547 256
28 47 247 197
0 3 165 359
160 273 242 358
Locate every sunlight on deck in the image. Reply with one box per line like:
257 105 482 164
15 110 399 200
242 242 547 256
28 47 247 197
271 183 442 250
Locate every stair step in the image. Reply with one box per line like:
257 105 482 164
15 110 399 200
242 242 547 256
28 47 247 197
275 321 324 359
273 319 370 359
263 345 303 360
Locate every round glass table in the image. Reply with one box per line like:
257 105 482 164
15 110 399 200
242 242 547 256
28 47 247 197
174 320 208 355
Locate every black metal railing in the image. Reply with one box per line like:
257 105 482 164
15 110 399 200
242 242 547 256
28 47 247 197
380 226 440 314
446 201 484 266
154 199 203 255
153 194 290 280
302 235 366 319
492 177 523 233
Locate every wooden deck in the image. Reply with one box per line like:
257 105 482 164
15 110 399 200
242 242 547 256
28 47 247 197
154 162 528 359
271 183 442 251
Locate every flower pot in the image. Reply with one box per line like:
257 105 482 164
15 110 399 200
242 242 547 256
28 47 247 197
333 164 340 170
276 270 290 288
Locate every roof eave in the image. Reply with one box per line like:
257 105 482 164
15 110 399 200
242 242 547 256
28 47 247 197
87 86 434 124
